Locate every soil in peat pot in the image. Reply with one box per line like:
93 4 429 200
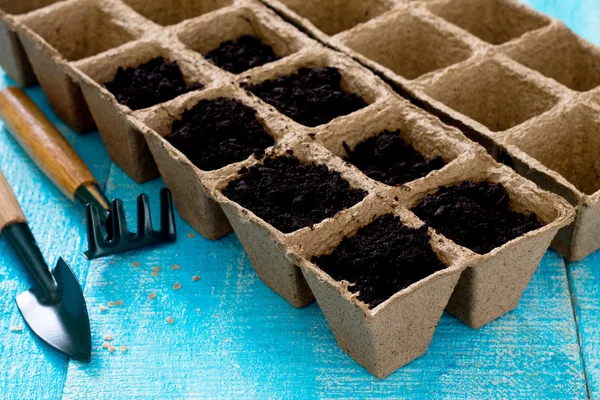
344 130 446 186
244 67 368 127
222 155 367 233
104 57 203 111
412 181 543 254
313 214 447 309
205 35 280 74
167 97 274 171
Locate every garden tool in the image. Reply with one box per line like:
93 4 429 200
0 170 91 361
0 87 176 259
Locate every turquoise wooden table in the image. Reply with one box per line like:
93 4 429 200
0 1 598 398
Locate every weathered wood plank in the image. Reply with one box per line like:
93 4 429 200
0 71 112 399
61 166 586 399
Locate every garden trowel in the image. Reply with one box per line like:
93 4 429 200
0 169 91 361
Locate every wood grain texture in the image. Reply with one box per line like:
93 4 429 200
0 87 97 200
1 1 599 399
0 169 26 233
0 73 111 399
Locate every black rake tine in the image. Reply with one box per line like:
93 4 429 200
136 193 153 237
110 199 129 242
160 189 177 242
84 204 105 259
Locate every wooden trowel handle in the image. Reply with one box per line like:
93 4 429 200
0 170 26 234
0 87 97 200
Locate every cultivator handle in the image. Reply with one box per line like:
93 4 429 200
0 170 26 234
0 87 97 201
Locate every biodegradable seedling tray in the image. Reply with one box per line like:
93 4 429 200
8 0 316 183
132 44 397 243
262 0 600 260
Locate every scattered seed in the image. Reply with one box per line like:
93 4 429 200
152 266 161 272
120 346 128 353
173 283 182 290
107 301 115 307
108 346 116 353
132 261 141 267
149 292 157 300
104 335 113 341
9 326 22 332
188 233 196 238
102 342 110 349
171 264 180 270
166 316 174 324
116 300 124 306
151 271 159 277
99 305 108 312
192 276 200 282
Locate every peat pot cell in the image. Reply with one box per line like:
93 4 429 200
245 67 369 127
504 27 600 92
122 0 233 26
22 1 140 62
506 102 600 196
314 214 448 309
339 10 473 80
412 181 543 254
276 0 393 36
222 155 368 234
343 130 446 186
177 7 307 75
422 58 560 132
104 57 203 111
426 0 550 45
166 97 275 171
0 0 63 15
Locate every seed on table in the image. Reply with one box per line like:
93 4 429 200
173 283 182 290
132 261 141 267
171 264 180 270
107 301 115 307
116 300 124 306
108 346 116 353
149 293 157 300
192 276 200 282
99 305 108 312
151 271 159 277
166 316 174 324
120 346 128 353
188 233 196 238
104 334 113 341
102 342 110 349
9 326 22 332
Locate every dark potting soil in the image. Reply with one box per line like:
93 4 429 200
244 67 368 127
222 156 367 233
105 57 203 111
412 181 543 254
205 35 280 74
167 97 274 171
314 214 446 309
344 130 446 186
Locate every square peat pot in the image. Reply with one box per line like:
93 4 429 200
332 5 476 81
288 202 467 379
259 0 397 40
0 0 65 86
501 23 600 93
73 37 222 183
503 100 600 261
402 152 574 328
213 140 380 307
132 83 287 240
424 0 552 46
173 0 316 77
121 0 234 27
14 0 157 132
239 45 395 132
